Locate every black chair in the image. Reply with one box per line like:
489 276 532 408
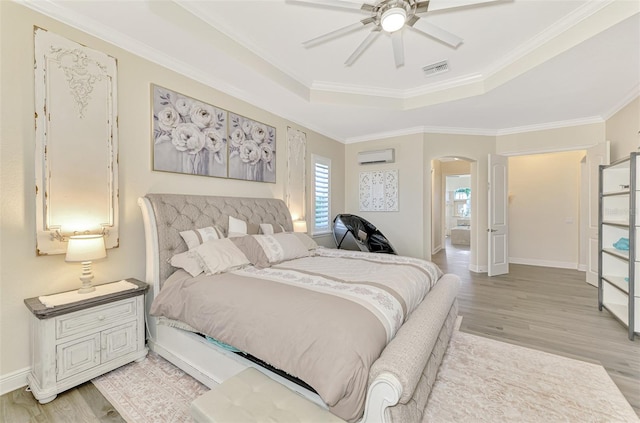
332 214 397 254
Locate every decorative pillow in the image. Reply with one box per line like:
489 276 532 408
193 238 251 275
228 216 259 238
229 236 271 268
231 233 309 268
291 232 318 250
180 226 223 250
169 251 203 277
259 223 285 235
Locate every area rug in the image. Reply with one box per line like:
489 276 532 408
92 332 638 423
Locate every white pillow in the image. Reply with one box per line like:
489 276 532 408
228 216 260 238
252 233 309 265
169 251 203 277
194 238 251 275
259 223 285 235
180 226 222 250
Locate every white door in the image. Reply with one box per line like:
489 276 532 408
586 142 610 286
488 154 509 276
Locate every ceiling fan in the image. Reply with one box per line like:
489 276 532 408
295 0 500 67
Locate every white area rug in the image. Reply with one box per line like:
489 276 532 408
424 331 638 422
92 352 208 422
93 332 638 423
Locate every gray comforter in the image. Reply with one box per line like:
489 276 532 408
150 249 442 421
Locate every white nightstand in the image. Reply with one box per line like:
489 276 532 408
24 278 148 404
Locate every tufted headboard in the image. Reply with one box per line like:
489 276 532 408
140 194 293 289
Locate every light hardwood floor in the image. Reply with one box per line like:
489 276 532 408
433 239 640 416
2 243 639 421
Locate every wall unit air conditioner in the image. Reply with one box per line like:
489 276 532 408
357 149 395 165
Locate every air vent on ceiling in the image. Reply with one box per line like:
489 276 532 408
423 60 449 77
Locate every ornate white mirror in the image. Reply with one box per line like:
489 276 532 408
34 28 119 255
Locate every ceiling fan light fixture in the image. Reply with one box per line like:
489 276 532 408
381 7 407 33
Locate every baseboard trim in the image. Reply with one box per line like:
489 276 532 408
1 367 30 396
509 257 578 270
469 264 487 273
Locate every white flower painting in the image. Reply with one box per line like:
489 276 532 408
228 113 276 183
153 85 228 178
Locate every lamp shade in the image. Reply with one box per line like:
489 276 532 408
381 7 406 32
293 220 308 233
65 235 107 262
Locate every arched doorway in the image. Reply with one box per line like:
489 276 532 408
431 157 475 270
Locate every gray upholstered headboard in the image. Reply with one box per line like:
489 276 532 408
144 193 293 286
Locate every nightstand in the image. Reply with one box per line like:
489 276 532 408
24 278 148 404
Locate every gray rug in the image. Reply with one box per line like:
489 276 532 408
92 330 638 422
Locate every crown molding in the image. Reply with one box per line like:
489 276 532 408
344 125 497 144
601 86 640 120
344 116 609 144
14 0 346 144
495 116 604 136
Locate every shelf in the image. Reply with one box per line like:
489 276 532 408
602 190 630 197
602 302 629 326
602 276 629 294
602 220 630 227
600 152 637 340
603 247 630 260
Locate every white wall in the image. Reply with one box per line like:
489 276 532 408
508 151 585 269
0 1 344 384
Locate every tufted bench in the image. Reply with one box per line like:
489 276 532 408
190 367 345 423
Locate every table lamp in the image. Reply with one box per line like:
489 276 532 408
65 234 107 293
293 220 308 233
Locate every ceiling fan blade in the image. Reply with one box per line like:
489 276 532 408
427 0 500 12
391 31 404 68
288 0 371 12
409 18 463 47
303 18 373 48
345 29 381 66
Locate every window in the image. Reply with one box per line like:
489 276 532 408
312 155 331 235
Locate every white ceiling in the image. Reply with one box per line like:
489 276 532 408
23 0 640 143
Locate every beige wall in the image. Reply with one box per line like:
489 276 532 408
508 151 584 268
606 97 640 161
0 2 344 379
496 122 605 155
345 134 424 257
431 160 443 254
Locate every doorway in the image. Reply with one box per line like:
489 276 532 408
432 158 473 268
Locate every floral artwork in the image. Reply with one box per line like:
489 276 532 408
228 113 276 183
152 85 228 178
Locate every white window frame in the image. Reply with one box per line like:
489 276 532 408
312 154 331 236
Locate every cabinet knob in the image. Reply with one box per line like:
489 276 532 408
97 315 105 321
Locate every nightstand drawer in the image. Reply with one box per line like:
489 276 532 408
56 298 137 339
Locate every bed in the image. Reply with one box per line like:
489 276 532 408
138 193 459 422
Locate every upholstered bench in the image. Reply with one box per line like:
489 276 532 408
190 367 345 423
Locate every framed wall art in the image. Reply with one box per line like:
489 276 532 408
152 84 228 178
286 127 306 220
359 170 399 212
228 113 276 183
34 27 119 255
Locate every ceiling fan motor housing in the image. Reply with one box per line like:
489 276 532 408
375 0 417 32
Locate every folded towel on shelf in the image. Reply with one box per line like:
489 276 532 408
613 237 629 251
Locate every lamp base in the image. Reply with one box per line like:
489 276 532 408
78 285 96 294
77 261 96 294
